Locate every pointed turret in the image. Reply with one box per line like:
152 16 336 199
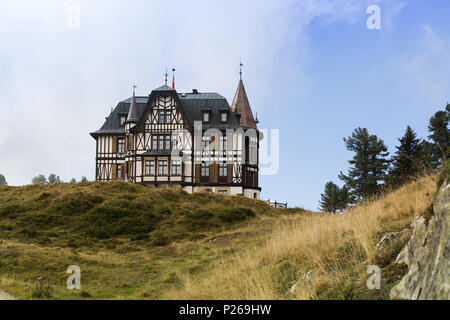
126 85 139 123
231 76 257 129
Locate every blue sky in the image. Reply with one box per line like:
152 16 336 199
0 0 449 210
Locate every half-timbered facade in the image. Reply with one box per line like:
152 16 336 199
90 77 261 199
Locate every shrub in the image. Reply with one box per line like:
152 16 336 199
119 194 136 201
216 207 255 223
152 231 170 246
131 233 150 241
85 226 110 239
37 192 51 201
186 209 213 219
31 279 53 299
0 204 23 217
89 206 134 220
158 207 172 215
49 192 101 215
19 228 38 238
18 213 67 228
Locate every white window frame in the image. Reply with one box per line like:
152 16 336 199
220 112 227 122
145 160 155 176
171 160 181 175
158 160 168 175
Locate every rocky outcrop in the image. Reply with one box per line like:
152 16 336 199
390 181 450 300
376 229 411 259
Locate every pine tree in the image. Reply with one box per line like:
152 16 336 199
319 181 352 212
338 128 390 200
427 104 450 168
31 174 47 184
48 174 61 184
388 126 424 186
0 174 7 186
419 140 436 169
339 185 352 209
319 182 340 212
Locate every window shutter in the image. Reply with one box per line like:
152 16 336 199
227 132 233 152
194 131 201 153
121 164 125 179
112 137 117 153
129 136 133 150
111 164 117 179
211 163 218 183
210 136 216 152
195 164 200 183
227 164 233 183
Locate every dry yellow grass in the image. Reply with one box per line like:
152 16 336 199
162 175 437 300
0 175 437 299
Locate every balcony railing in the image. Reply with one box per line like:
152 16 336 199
265 199 288 208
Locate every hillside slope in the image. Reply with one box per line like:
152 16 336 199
0 176 439 299
0 182 306 299
390 176 449 299
161 175 437 299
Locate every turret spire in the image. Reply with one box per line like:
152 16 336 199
126 83 139 123
239 58 243 81
231 67 257 129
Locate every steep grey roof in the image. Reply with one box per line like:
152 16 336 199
179 93 241 130
154 85 175 91
90 88 242 138
120 96 149 104
90 98 146 137
126 94 139 123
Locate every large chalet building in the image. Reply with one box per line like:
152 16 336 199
90 73 262 199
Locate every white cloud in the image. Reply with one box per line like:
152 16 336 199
292 0 404 27
398 25 450 106
0 0 405 185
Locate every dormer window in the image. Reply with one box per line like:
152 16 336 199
220 112 228 123
119 115 127 127
202 111 210 123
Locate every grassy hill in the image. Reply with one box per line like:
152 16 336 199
0 181 306 299
0 175 437 299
